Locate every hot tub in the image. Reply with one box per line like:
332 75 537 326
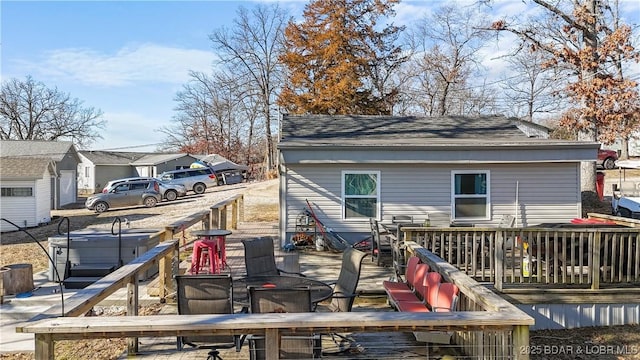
47 228 161 281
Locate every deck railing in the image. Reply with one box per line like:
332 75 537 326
20 239 535 360
404 242 534 359
402 220 640 292
29 195 245 342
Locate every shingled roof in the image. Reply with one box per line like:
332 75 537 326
0 140 78 162
279 114 553 147
0 157 55 180
79 151 151 165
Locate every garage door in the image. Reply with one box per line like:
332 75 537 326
60 170 76 206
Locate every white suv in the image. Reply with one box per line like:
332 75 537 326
159 167 217 194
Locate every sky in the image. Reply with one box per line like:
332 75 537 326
2 1 639 152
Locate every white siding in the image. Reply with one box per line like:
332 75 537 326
77 154 96 194
283 163 581 243
0 181 37 232
35 176 52 225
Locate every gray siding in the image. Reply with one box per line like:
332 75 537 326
94 166 139 193
282 163 581 244
520 303 640 330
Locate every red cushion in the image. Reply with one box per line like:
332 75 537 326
382 280 411 292
388 290 421 302
397 300 430 312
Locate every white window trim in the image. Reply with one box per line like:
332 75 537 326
341 170 381 221
451 170 490 221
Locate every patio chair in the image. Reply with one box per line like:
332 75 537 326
320 247 367 353
369 218 391 266
242 237 304 277
382 255 421 293
247 286 320 359
414 280 460 356
175 274 241 359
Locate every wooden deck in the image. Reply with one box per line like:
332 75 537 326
120 222 458 359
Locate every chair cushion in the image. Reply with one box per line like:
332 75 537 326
388 290 422 302
396 300 430 312
382 280 411 292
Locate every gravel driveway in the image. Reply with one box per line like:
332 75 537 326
0 179 278 272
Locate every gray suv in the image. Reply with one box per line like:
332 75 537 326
159 167 217 194
86 179 162 213
102 177 187 201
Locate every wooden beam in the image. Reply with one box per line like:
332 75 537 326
18 311 535 337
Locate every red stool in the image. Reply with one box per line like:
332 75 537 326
190 239 219 274
190 229 232 274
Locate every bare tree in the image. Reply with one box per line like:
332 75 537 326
490 0 640 191
0 76 105 148
209 4 289 171
501 50 564 121
404 4 491 116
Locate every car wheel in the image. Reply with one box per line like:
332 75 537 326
218 179 225 186
193 183 206 194
603 157 616 170
144 197 158 208
94 202 109 213
616 207 632 218
165 190 178 201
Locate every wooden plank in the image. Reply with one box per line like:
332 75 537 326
34 334 53 360
587 212 640 228
265 328 279 360
127 275 139 355
18 311 533 337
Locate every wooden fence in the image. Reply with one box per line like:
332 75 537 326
401 215 640 295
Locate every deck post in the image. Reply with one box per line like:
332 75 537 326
34 333 54 360
513 324 530 360
238 195 244 222
231 199 239 229
265 328 280 359
127 274 139 355
210 207 220 229
160 228 173 242
202 213 210 230
219 206 228 230
495 230 504 292
591 232 601 290
158 249 174 300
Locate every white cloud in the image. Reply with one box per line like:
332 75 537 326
90 110 168 151
22 43 217 87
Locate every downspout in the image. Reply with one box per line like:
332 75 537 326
515 181 519 227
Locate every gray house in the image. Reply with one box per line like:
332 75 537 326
0 140 80 209
277 115 600 245
78 151 200 194
0 157 56 232
131 153 200 177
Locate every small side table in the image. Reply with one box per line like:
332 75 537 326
191 229 232 273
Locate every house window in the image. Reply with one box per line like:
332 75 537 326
1 187 33 197
451 171 490 220
342 171 379 219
